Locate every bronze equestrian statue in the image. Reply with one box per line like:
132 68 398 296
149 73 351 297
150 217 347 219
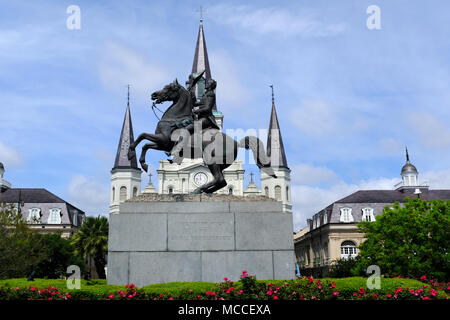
128 76 276 194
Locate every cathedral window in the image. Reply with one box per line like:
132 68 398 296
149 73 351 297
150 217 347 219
133 187 138 197
274 185 281 201
48 208 62 224
228 187 233 195
168 187 173 194
341 241 357 259
340 207 354 223
362 207 375 222
120 186 127 202
112 187 115 202
286 186 289 201
28 208 41 224
264 187 269 197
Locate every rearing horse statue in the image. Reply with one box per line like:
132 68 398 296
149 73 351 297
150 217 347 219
128 79 276 194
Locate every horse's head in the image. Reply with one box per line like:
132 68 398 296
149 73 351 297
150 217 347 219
151 79 182 104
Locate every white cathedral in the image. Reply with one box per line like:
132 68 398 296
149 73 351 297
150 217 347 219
109 20 292 214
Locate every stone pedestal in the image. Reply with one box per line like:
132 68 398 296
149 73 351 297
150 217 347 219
107 194 295 287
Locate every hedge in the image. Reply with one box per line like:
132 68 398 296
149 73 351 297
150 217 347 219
0 272 448 300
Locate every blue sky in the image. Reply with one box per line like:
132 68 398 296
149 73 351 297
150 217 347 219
1 0 449 230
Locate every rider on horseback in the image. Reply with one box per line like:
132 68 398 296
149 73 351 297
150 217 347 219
168 75 220 165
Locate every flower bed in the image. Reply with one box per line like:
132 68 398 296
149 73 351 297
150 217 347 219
0 272 448 300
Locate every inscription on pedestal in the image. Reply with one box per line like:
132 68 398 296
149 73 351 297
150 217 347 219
168 213 234 251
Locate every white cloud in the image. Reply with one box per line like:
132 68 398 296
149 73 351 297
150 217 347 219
67 175 110 216
209 4 346 38
290 99 338 136
0 141 23 167
98 41 171 100
421 169 450 189
408 112 450 149
291 163 338 185
210 50 250 108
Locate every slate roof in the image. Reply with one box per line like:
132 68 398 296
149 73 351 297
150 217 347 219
192 20 212 83
113 103 138 170
0 188 84 212
0 188 85 226
191 20 216 111
335 189 450 204
267 98 288 169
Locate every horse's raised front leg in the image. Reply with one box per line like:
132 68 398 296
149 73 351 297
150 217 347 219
139 142 162 172
128 132 166 160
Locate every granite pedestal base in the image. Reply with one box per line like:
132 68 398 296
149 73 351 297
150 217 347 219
107 194 295 286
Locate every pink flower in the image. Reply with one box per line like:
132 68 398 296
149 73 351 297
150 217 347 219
108 294 114 299
430 289 438 296
267 290 273 296
333 291 339 296
386 294 392 298
223 277 228 281
242 270 247 274
169 297 173 300
273 296 278 300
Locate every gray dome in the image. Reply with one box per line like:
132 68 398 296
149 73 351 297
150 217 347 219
401 161 418 175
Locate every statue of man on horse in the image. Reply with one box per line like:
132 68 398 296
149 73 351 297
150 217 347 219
127 72 276 194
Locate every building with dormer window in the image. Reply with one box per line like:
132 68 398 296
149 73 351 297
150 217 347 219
0 162 85 238
293 150 450 277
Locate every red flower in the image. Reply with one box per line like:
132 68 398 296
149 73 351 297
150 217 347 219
273 296 278 300
108 294 114 299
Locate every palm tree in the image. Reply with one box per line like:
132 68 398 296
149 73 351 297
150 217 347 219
71 216 108 279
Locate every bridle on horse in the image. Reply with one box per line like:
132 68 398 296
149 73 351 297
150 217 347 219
151 101 164 121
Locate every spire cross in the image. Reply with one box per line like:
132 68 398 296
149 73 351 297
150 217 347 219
197 6 205 23
250 172 254 183
270 84 274 104
148 172 153 184
127 84 130 106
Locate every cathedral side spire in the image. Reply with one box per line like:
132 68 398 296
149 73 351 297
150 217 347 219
267 85 288 169
113 86 138 170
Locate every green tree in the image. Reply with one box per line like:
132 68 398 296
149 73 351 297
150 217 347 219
0 203 48 279
356 198 450 281
34 233 85 279
71 216 108 279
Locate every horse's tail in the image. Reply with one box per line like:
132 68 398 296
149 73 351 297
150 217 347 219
238 136 277 178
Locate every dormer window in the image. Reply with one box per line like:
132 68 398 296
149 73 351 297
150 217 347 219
28 208 41 224
48 208 62 224
362 207 375 222
340 207 354 223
